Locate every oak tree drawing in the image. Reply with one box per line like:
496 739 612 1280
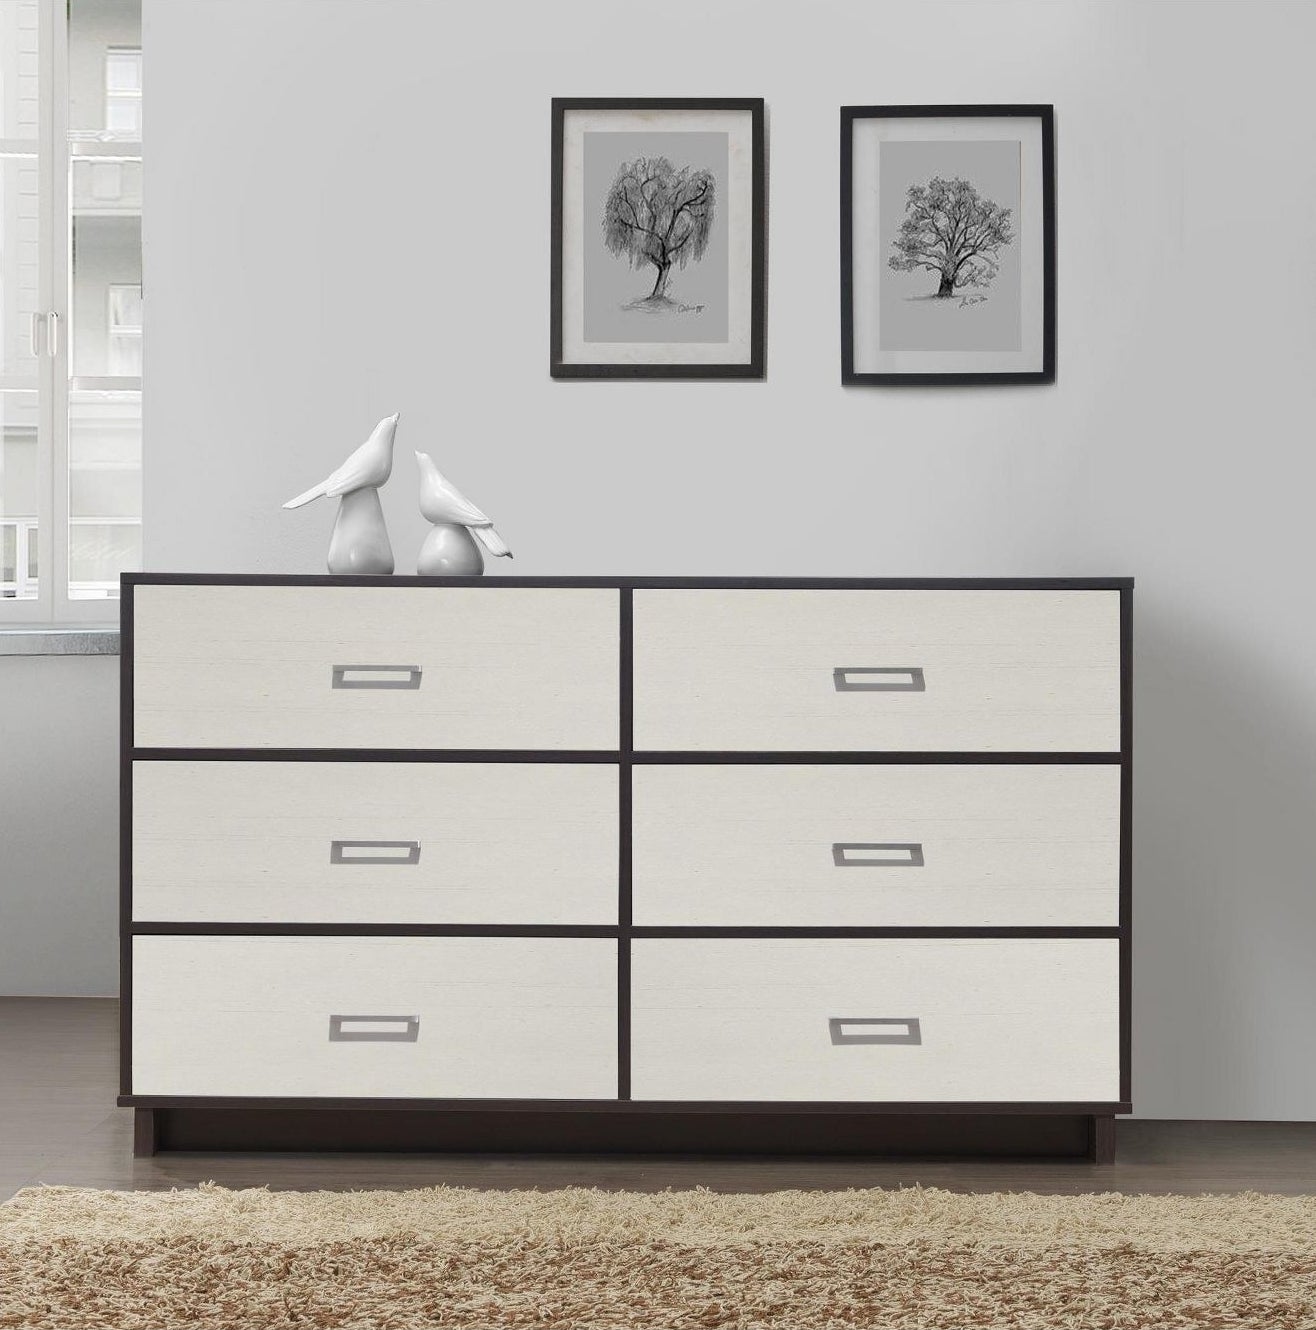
888 176 1014 298
603 156 715 307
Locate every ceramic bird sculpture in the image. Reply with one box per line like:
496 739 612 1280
282 413 399 574
415 451 512 576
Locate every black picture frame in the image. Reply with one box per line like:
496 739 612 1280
840 104 1055 386
550 97 766 380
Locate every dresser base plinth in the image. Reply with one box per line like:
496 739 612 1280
1089 1113 1117 1163
132 1108 159 1157
132 1106 1117 1162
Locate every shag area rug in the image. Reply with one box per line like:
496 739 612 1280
1 1184 1314 1329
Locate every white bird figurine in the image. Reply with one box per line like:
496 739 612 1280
283 413 399 510
415 451 512 577
282 413 400 575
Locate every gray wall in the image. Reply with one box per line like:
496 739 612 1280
7 0 1314 1120
0 656 119 995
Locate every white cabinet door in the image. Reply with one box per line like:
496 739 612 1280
133 936 618 1099
633 764 1120 926
133 585 620 750
631 938 1119 1102
633 589 1120 752
133 761 619 924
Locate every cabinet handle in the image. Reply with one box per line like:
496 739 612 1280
833 667 925 692
330 840 421 865
331 664 422 690
829 1017 922 1045
832 842 924 867
329 1014 420 1042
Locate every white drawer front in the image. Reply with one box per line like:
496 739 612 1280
632 590 1120 752
132 585 619 750
631 938 1119 1102
133 761 618 924
132 936 617 1098
633 764 1120 927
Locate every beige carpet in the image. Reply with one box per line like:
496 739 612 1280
2 1184 1314 1329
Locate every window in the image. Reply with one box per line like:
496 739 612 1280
1 519 39 601
107 284 142 375
0 0 142 619
104 48 141 138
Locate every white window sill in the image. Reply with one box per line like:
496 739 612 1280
0 625 120 656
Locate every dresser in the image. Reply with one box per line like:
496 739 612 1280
120 575 1131 1161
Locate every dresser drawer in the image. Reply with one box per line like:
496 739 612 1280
132 761 619 924
131 585 619 750
631 938 1119 1102
132 936 618 1098
632 590 1120 752
633 764 1120 927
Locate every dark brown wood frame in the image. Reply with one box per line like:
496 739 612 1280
840 105 1057 385
120 575 1132 1160
549 98 767 379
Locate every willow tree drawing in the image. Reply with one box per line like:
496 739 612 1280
888 176 1014 299
603 157 715 310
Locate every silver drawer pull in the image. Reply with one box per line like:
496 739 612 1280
832 842 924 868
329 1014 420 1042
331 664 422 690
330 839 421 865
829 1017 922 1046
833 667 925 692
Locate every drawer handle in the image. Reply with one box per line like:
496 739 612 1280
832 842 924 867
329 1014 420 1042
833 667 925 692
829 1017 922 1046
330 839 422 866
331 664 422 690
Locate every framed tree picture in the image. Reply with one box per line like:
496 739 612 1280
551 98 765 379
841 105 1055 385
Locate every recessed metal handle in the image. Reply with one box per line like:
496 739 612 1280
829 1017 922 1045
833 667 925 692
46 311 59 357
832 842 924 867
329 1014 420 1042
330 840 421 865
331 664 422 690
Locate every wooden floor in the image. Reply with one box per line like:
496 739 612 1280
4 998 1315 1201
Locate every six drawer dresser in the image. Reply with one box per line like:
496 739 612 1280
120 575 1132 1161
